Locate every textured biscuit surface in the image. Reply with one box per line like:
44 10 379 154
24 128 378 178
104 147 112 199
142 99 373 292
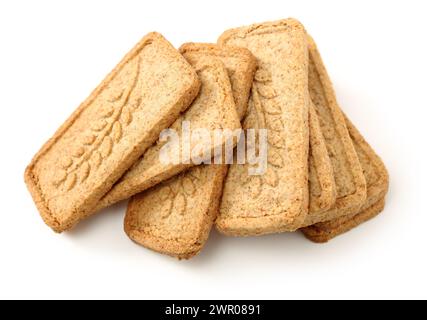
180 43 257 119
302 116 389 242
126 165 228 259
308 102 336 214
24 32 200 232
125 44 256 258
216 19 310 235
301 36 367 227
96 55 241 211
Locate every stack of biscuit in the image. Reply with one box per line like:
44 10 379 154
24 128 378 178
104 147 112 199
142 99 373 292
25 19 389 259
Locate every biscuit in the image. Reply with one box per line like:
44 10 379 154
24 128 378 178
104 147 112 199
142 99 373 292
179 43 257 119
302 198 386 243
302 116 389 242
300 35 367 227
124 44 256 258
126 165 228 259
24 32 200 233
308 101 336 214
216 19 310 235
95 54 241 211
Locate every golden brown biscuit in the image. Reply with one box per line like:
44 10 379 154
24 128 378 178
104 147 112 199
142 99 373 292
126 165 228 259
24 32 200 232
216 19 310 235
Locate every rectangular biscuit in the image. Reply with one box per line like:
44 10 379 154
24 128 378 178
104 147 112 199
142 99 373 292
126 165 228 259
24 32 200 233
302 116 389 242
300 35 367 227
124 44 256 259
95 51 243 212
216 19 310 235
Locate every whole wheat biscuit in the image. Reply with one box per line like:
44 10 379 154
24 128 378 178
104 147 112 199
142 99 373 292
302 198 386 243
302 116 389 242
179 43 257 119
124 44 256 259
95 55 241 211
300 35 367 227
308 102 336 214
216 19 310 235
24 32 200 233
126 165 228 259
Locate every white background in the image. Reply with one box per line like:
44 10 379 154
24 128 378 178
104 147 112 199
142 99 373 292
0 0 425 300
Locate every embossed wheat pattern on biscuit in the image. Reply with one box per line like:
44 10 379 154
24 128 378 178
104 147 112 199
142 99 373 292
143 166 208 222
239 68 286 198
53 58 141 192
